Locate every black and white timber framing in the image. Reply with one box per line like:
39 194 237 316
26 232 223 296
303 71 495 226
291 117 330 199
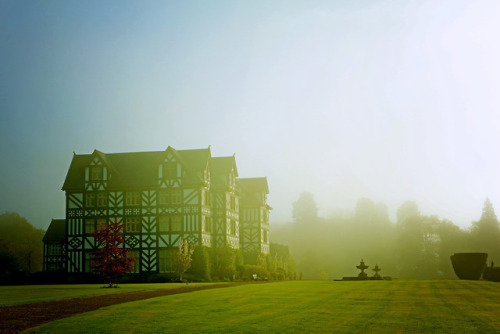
43 146 271 274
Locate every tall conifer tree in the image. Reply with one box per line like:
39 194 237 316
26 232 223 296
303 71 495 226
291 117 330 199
471 198 500 263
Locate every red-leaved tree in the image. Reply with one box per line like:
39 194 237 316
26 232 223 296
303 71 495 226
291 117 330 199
92 219 135 287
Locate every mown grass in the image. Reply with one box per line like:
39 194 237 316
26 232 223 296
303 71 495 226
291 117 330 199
28 280 500 333
0 283 216 306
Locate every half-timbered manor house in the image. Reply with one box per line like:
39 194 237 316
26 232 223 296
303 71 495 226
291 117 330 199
43 146 271 275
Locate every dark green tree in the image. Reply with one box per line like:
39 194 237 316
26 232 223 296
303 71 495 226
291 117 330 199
396 203 441 278
214 245 236 280
354 198 377 223
480 198 498 222
470 198 500 263
351 199 396 275
269 243 296 280
0 212 45 275
292 192 318 223
436 219 470 278
397 214 425 278
0 242 21 283
188 245 211 281
397 201 420 225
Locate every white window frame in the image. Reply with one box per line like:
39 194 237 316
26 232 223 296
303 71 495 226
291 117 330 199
91 167 103 180
97 192 107 207
159 248 173 273
125 217 141 233
85 219 96 234
126 192 141 206
85 193 96 207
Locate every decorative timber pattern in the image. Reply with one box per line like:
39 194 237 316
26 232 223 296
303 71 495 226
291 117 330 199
43 146 271 275
238 178 271 255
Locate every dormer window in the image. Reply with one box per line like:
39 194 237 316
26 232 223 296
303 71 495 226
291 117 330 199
91 167 103 180
159 215 182 232
164 162 177 178
85 219 96 234
125 217 141 233
126 192 141 206
85 193 96 207
158 190 182 205
47 244 62 256
97 192 108 207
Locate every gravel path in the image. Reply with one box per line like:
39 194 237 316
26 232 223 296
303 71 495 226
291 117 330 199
0 282 252 334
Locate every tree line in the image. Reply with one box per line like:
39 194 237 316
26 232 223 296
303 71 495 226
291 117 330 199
0 212 45 284
184 242 296 282
0 211 296 284
272 193 500 279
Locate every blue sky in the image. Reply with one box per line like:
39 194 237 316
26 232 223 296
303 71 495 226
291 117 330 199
1 0 500 229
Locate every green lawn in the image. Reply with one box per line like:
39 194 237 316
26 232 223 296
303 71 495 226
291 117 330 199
0 282 215 306
26 280 500 333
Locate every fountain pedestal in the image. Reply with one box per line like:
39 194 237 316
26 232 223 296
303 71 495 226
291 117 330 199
339 260 389 281
356 259 369 278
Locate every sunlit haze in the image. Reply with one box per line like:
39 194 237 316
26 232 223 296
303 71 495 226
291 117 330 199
1 0 499 229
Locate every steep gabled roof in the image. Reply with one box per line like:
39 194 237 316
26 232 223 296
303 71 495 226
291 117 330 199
168 146 211 185
237 177 269 194
211 156 238 189
43 219 66 243
106 151 164 188
93 149 117 174
62 154 92 190
212 156 238 176
62 151 164 190
61 147 212 191
237 177 271 208
175 147 211 173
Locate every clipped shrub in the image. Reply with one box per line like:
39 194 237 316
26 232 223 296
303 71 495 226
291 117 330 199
484 267 500 282
450 253 487 280
213 245 237 280
188 246 212 281
241 264 268 281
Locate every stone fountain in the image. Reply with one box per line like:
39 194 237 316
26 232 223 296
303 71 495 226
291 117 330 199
339 259 389 281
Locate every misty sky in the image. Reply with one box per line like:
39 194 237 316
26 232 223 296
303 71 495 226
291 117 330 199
1 0 499 230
